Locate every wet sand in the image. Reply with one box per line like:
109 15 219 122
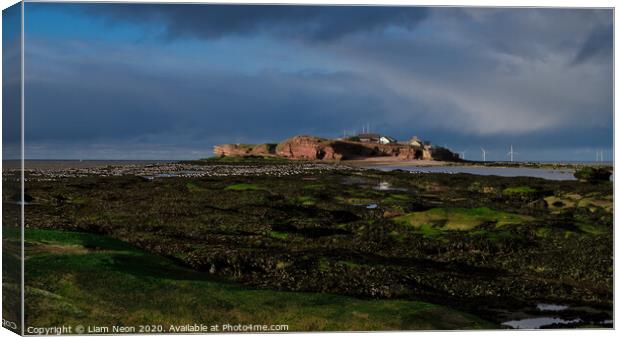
343 157 450 167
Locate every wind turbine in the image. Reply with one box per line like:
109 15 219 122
458 149 467 160
361 123 372 134
480 147 488 162
507 145 518 162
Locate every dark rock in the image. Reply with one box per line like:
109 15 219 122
574 167 612 183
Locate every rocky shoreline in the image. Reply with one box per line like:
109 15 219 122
6 161 360 182
6 159 613 329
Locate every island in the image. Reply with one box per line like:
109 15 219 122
213 134 460 162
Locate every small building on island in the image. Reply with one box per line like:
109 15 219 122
410 136 423 147
379 136 397 144
357 133 381 143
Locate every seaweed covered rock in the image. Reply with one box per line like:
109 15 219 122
574 167 612 183
17 161 613 327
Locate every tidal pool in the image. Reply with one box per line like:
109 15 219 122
374 181 408 191
537 303 569 312
502 317 581 329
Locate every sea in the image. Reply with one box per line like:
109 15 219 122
2 160 173 169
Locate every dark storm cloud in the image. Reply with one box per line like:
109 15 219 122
429 8 612 61
24 39 406 150
46 3 429 42
22 5 613 160
324 8 613 135
573 23 613 65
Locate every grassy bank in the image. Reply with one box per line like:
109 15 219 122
22 228 494 331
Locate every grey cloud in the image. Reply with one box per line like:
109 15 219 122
21 5 614 160
321 8 613 136
431 8 612 63
24 39 411 150
573 23 613 64
32 3 429 42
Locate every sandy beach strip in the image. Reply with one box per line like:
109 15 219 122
342 157 451 167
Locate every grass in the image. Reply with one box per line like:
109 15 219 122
225 183 263 191
268 231 290 240
544 193 612 214
68 196 89 205
22 229 494 330
417 223 443 238
338 261 361 269
388 230 405 242
394 207 533 232
335 196 375 205
577 197 613 213
295 196 316 206
317 257 330 272
185 182 206 193
575 223 606 235
503 186 536 195
535 227 551 238
383 194 411 203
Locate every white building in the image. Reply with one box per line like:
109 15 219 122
410 136 423 147
379 136 397 144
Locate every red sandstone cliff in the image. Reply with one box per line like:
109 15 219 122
213 135 457 161
275 136 343 160
213 143 276 157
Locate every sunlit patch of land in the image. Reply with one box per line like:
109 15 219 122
17 229 494 330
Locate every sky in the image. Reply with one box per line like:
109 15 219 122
4 4 614 160
2 2 21 160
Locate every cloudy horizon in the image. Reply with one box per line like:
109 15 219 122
4 4 614 161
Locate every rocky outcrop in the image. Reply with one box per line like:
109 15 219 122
574 167 612 183
275 136 339 160
213 143 276 157
214 135 459 162
275 136 405 160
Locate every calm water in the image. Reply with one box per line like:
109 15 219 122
3 160 173 169
500 303 612 329
502 317 582 329
370 165 613 181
